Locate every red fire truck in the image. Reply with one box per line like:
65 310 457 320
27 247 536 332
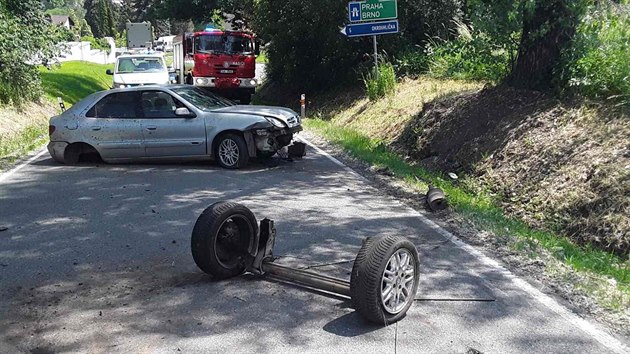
173 26 259 104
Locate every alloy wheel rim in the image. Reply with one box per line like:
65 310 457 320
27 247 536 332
219 139 239 166
380 248 415 314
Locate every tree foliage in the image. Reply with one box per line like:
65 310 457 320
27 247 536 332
509 0 592 90
84 0 116 38
253 0 367 91
0 0 60 104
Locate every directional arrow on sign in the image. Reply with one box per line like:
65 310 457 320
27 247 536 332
340 20 399 38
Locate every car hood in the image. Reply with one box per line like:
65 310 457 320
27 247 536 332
212 105 301 128
114 72 169 85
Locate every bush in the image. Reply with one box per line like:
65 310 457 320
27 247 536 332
563 3 630 105
393 47 429 78
364 62 397 101
0 0 60 105
426 21 512 82
81 36 111 53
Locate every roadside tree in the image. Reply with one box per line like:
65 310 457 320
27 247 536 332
0 0 60 105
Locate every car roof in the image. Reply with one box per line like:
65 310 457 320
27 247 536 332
116 54 164 59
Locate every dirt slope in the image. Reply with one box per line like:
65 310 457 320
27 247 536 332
392 86 629 257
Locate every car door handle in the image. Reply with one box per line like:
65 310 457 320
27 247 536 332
146 126 157 131
91 126 102 131
191 141 200 145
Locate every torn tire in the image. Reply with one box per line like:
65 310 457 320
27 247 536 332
350 235 419 325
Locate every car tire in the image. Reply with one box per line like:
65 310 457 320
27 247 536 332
350 235 419 325
216 133 249 169
191 201 258 279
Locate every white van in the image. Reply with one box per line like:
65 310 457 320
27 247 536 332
155 35 176 52
106 54 170 88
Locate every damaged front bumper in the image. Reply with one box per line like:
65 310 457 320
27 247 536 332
244 125 303 157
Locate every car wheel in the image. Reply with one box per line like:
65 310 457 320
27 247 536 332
350 235 419 325
191 201 258 279
216 133 249 169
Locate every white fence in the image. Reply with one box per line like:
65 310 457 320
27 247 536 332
57 37 116 64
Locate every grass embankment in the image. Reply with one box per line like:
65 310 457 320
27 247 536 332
302 77 629 311
0 61 112 170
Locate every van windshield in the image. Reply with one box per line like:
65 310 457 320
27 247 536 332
116 57 166 73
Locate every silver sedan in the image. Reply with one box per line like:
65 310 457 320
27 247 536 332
47 85 302 169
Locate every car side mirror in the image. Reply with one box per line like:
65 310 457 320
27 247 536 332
175 107 195 118
106 69 113 75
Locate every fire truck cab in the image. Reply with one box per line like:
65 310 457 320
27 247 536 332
173 26 260 104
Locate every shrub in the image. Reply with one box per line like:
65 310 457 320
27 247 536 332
0 0 60 105
394 47 430 78
562 3 630 105
364 62 397 101
426 21 512 83
81 36 111 53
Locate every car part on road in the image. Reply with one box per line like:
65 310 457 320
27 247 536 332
288 142 306 158
426 186 448 211
191 201 420 325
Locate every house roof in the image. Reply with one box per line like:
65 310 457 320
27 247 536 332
49 15 75 26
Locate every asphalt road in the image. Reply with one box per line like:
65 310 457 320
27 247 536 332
0 140 627 353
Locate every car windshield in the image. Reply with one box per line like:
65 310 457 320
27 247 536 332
195 34 253 55
116 57 166 73
171 87 235 111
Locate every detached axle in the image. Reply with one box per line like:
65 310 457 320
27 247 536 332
191 201 420 325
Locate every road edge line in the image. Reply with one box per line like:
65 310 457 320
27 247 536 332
0 147 47 184
298 135 629 354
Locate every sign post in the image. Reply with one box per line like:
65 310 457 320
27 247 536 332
343 0 399 78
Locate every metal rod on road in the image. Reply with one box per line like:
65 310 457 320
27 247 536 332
262 262 351 297
373 35 378 79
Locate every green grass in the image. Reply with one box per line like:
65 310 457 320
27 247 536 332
1 61 113 171
0 124 48 170
39 61 113 105
256 51 268 64
305 118 630 295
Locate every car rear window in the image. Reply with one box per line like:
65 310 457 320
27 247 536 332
86 92 140 118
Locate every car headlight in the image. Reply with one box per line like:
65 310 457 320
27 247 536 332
250 79 257 86
196 78 207 85
265 117 286 128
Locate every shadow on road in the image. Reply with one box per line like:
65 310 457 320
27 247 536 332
0 147 612 353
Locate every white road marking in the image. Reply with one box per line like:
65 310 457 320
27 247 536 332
0 147 47 184
299 135 629 354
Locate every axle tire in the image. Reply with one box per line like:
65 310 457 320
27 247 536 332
191 201 258 279
350 235 419 325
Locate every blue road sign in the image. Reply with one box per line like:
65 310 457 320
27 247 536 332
340 20 399 38
348 2 361 22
